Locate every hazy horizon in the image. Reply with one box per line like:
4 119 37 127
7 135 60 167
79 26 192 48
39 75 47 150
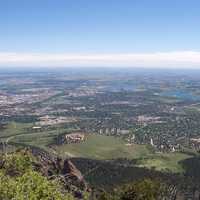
0 0 200 68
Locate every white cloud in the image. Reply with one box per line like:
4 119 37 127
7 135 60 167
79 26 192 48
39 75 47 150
0 51 200 68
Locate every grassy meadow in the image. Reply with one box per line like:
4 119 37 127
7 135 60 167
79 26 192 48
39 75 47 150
0 122 194 173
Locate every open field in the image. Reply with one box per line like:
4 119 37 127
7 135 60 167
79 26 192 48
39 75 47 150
0 122 195 173
0 122 33 139
54 134 152 159
54 134 193 173
136 152 193 173
0 122 74 148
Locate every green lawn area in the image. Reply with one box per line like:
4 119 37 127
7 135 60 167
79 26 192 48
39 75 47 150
55 134 153 159
0 122 74 148
0 123 194 173
136 152 192 173
0 122 33 140
9 127 75 148
54 134 193 173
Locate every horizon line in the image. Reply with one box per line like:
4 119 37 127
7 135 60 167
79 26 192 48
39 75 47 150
0 51 200 68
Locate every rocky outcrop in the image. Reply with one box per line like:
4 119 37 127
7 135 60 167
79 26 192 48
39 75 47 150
27 147 88 197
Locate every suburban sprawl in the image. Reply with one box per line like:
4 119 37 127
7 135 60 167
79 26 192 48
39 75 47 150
1 69 200 199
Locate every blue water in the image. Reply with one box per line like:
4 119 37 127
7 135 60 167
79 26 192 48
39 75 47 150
160 90 200 101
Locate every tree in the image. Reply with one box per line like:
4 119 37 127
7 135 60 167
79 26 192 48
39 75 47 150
119 179 167 200
0 151 74 200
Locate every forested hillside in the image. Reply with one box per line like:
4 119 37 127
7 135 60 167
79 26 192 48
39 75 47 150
1 149 199 200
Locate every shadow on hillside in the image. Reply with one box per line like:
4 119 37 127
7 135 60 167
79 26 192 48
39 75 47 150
180 156 200 181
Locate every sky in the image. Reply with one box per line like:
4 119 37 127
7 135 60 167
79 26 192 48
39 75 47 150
0 0 200 68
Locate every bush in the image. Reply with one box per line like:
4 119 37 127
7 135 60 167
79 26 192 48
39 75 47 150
119 179 166 200
97 179 168 200
0 170 74 200
0 151 74 200
1 151 33 176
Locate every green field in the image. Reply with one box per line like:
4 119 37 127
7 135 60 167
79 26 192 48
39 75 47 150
54 134 152 159
136 152 192 173
0 122 194 173
54 134 192 173
0 122 33 139
0 122 74 148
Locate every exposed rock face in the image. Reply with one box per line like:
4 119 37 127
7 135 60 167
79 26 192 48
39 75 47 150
28 147 88 197
57 133 85 145
62 159 84 181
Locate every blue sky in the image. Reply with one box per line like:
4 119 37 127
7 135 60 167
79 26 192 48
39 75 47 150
0 0 200 67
